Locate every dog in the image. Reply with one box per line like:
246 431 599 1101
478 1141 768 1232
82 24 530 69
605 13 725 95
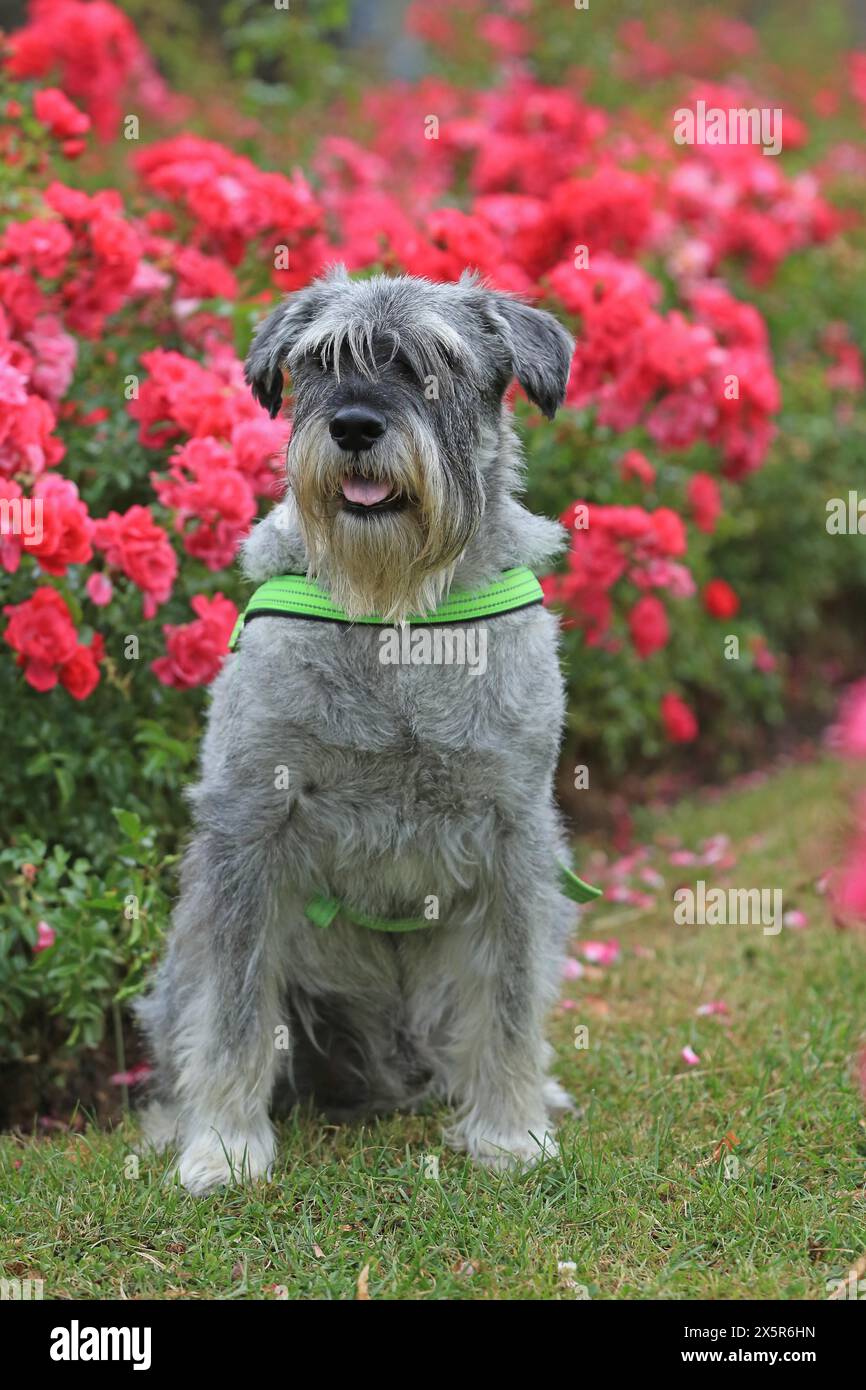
136 266 579 1194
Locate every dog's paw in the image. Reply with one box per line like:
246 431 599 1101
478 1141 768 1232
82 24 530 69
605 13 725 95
446 1116 559 1171
136 1101 180 1155
542 1077 579 1117
176 1127 275 1196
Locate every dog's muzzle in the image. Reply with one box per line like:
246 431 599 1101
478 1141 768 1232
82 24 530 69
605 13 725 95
327 407 400 512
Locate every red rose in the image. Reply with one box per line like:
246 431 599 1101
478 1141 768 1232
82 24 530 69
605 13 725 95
59 640 102 700
650 507 687 557
173 246 238 301
3 586 78 669
153 438 257 570
23 475 92 575
33 88 91 140
619 450 656 487
2 218 73 278
0 478 24 573
92 505 177 617
1 587 102 696
628 594 669 658
687 473 721 534
661 692 698 743
0 393 66 477
703 579 740 619
152 593 238 690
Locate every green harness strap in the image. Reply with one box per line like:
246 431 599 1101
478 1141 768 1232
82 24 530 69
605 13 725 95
229 566 544 649
306 863 602 934
228 566 602 926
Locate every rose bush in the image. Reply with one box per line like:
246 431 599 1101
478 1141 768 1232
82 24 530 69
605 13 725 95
1 0 865 1092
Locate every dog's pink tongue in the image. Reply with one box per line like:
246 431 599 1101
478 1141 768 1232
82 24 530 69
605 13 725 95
341 476 391 506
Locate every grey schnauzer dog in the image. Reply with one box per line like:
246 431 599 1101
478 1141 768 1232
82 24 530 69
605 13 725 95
136 266 579 1194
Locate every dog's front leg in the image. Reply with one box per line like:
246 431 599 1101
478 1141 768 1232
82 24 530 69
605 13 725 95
443 835 565 1170
138 833 287 1195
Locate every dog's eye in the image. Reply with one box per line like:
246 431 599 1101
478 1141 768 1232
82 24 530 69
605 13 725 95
440 346 461 374
390 350 420 383
295 349 324 373
300 349 332 373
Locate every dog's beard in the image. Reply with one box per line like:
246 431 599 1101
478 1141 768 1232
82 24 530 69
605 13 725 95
290 416 482 621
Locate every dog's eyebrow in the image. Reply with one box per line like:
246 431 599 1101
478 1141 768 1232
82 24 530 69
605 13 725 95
420 314 469 361
385 324 467 383
287 311 473 387
289 320 376 381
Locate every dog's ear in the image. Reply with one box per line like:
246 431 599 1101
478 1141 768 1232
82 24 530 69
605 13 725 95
244 295 313 418
245 268 347 417
483 294 574 419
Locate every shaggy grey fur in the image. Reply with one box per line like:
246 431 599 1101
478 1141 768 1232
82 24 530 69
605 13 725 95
136 268 578 1193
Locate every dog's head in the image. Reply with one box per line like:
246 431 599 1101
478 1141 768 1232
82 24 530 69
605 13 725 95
245 266 573 620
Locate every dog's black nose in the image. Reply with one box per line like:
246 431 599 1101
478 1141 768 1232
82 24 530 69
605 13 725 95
329 406 386 452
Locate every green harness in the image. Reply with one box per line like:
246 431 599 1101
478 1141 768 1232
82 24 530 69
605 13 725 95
228 565 545 648
229 566 602 929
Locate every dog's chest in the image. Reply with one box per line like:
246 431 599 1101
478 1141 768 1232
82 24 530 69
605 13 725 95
222 615 564 911
283 618 550 733
241 614 563 817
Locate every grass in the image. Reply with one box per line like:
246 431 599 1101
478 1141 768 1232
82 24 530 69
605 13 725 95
2 755 866 1300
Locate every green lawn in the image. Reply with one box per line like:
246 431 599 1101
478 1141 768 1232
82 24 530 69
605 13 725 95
3 757 866 1300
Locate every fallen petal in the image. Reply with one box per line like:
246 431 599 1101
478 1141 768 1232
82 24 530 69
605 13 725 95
581 939 621 966
783 909 809 929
